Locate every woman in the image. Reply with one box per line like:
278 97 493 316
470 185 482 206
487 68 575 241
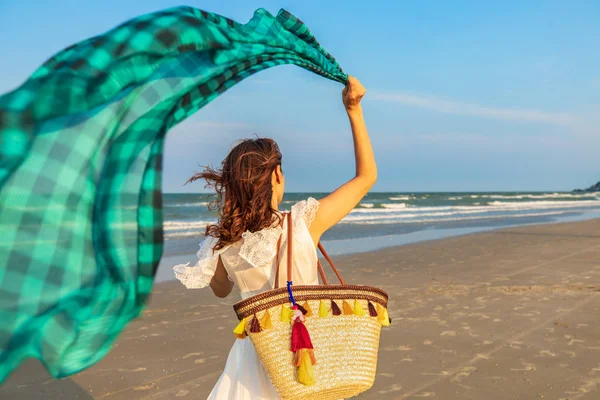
174 76 375 399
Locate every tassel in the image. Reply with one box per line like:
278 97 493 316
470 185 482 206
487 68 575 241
368 301 378 317
381 307 391 327
297 304 308 315
319 300 328 317
342 300 354 315
330 300 341 316
250 314 262 333
354 300 366 316
302 301 313 317
281 305 292 322
260 309 273 330
376 304 391 326
290 305 316 386
376 304 385 323
296 349 316 386
233 318 247 339
291 319 313 352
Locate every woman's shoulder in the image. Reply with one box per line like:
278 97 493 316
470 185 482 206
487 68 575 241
290 197 319 228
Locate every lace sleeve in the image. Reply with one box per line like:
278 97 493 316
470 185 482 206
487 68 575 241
239 226 283 269
173 236 223 289
291 197 320 228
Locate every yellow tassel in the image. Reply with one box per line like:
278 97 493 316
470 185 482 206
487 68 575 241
233 318 247 339
296 349 316 386
260 310 273 330
376 304 386 323
280 305 292 322
354 300 366 316
318 300 328 317
302 301 313 317
381 307 391 327
342 300 354 315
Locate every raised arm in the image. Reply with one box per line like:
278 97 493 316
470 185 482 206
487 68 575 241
308 76 376 244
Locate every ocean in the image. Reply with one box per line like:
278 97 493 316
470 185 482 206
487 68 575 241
162 191 600 258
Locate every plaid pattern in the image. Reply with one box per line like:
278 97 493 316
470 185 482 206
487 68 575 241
0 6 347 382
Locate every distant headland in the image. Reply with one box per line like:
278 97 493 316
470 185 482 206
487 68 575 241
573 181 600 193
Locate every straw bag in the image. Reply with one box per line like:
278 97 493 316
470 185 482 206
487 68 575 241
232 213 390 399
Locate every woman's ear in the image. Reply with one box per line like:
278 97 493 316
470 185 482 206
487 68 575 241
274 165 282 184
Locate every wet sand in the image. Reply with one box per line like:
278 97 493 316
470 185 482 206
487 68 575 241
2 219 600 399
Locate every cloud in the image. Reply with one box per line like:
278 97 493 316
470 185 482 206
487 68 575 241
370 91 573 126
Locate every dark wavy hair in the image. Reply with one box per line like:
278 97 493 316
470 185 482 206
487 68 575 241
186 138 283 250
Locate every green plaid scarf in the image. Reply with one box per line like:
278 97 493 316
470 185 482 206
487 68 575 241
0 6 346 382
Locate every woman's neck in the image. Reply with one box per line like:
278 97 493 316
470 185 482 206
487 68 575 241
271 193 280 211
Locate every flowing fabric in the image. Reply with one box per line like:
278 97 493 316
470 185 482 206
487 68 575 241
0 6 347 382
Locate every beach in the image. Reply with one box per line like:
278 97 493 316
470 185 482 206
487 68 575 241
2 218 600 399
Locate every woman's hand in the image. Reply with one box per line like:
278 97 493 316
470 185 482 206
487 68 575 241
342 76 366 113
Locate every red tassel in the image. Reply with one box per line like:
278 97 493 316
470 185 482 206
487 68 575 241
291 320 314 352
290 305 317 386
330 300 341 316
250 314 262 333
368 302 378 317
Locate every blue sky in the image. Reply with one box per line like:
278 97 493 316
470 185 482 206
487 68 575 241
1 0 598 192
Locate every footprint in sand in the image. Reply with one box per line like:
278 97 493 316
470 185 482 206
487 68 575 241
564 335 584 346
537 350 557 358
194 358 206 364
511 361 536 372
440 349 457 355
384 345 412 351
175 389 190 397
450 366 477 383
182 352 203 360
134 383 156 391
424 340 432 345
116 367 147 372
378 384 402 394
441 331 456 337
422 371 451 376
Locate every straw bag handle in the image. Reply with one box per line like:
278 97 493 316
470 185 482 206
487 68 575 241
274 212 346 290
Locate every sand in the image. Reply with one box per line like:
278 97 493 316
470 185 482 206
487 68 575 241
2 219 599 399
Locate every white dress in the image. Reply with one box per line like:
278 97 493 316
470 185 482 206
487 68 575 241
173 198 320 400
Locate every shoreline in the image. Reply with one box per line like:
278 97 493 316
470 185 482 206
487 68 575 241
156 212 600 283
2 218 600 399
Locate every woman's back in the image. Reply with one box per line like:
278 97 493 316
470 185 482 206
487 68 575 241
175 198 320 300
